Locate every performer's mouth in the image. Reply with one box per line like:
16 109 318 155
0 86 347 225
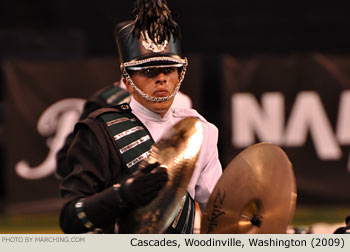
153 89 169 97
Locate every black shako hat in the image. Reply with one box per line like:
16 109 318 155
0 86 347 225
115 0 187 70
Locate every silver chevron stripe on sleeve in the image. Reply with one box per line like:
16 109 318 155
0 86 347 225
114 126 144 140
119 135 151 154
126 151 151 168
106 117 136 127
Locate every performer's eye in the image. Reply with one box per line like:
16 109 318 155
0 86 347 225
162 67 175 74
142 69 152 75
139 67 177 78
139 68 156 77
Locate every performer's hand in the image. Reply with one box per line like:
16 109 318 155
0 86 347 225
119 162 168 207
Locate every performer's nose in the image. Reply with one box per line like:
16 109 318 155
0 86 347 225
155 73 167 85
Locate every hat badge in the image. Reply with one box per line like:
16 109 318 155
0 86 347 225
141 31 168 53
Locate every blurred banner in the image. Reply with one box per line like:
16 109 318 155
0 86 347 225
2 53 350 214
220 53 350 204
2 58 120 214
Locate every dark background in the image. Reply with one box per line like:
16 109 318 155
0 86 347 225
1 0 350 56
1 0 350 211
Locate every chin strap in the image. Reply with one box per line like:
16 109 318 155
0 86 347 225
121 58 188 103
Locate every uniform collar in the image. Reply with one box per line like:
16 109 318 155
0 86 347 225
129 97 173 122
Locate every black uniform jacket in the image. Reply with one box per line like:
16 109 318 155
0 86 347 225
60 107 131 234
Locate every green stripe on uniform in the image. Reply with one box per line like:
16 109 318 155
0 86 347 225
100 110 153 173
171 193 195 234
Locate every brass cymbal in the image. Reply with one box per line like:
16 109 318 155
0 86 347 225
119 117 203 233
201 143 297 234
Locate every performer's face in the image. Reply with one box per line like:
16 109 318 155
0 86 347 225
125 67 179 117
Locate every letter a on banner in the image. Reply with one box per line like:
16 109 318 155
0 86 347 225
284 91 341 160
